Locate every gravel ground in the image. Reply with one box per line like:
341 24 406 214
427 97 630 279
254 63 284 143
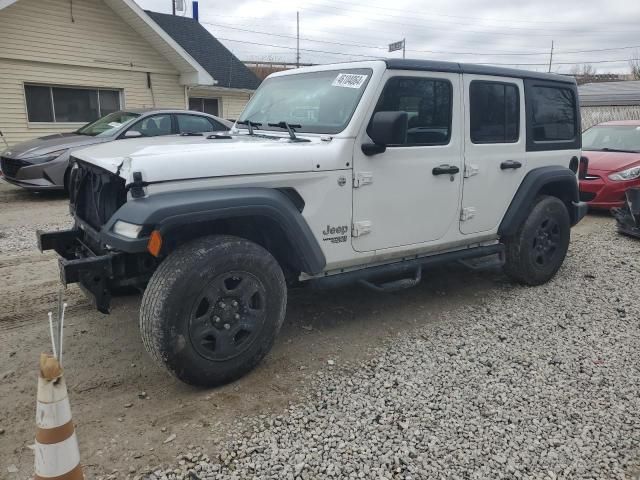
0 182 71 254
1 180 638 479
0 221 72 253
142 226 640 480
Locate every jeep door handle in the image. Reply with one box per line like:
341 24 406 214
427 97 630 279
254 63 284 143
500 160 522 170
432 165 460 176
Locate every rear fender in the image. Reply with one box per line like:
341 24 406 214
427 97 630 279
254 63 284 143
499 166 585 237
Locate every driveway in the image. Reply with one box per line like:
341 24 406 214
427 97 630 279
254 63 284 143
0 181 638 479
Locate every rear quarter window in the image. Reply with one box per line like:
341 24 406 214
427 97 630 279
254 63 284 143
524 79 580 151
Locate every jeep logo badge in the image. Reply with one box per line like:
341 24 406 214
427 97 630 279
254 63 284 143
322 224 349 244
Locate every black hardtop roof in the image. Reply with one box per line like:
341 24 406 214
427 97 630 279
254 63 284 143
384 59 576 85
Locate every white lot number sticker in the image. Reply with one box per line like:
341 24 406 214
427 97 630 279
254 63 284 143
332 73 368 89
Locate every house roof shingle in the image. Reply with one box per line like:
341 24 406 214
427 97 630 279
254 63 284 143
145 10 260 90
579 80 640 107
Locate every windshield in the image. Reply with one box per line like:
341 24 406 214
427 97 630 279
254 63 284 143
238 68 372 134
582 125 640 152
77 111 140 137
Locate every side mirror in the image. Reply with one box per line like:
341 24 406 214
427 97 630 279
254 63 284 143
362 111 408 156
123 130 143 139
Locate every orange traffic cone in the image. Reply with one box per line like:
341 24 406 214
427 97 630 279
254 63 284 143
34 301 84 479
34 354 84 480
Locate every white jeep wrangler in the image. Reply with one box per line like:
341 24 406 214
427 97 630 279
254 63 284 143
39 59 588 386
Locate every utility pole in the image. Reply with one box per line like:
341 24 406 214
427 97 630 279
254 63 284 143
548 40 554 73
172 0 175 15
403 38 406 59
296 12 300 68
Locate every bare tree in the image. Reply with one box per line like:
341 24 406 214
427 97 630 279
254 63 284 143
630 52 640 80
571 64 597 84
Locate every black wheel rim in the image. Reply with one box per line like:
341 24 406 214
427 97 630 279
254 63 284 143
531 217 561 267
188 271 266 362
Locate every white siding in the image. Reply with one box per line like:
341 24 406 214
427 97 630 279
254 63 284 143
0 0 178 75
189 87 252 120
0 0 186 146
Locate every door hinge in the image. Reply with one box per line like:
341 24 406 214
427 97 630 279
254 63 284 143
353 172 373 188
464 164 480 178
460 207 476 221
352 220 372 237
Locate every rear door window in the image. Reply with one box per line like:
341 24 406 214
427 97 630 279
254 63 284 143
470 81 519 144
176 114 217 134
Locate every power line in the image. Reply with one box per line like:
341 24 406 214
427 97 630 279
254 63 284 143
269 0 571 33
256 0 640 38
197 7 619 29
203 21 640 59
480 58 640 67
296 0 640 34
217 34 640 67
296 11 300 67
276 0 623 28
203 15 602 54
215 36 380 59
558 44 640 55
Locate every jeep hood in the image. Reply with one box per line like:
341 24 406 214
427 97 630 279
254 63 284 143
72 133 339 182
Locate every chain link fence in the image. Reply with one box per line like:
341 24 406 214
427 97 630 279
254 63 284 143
581 105 640 131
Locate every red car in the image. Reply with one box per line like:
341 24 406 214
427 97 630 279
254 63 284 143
580 120 640 209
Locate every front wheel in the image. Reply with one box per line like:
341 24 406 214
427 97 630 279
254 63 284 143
140 235 287 387
503 195 571 286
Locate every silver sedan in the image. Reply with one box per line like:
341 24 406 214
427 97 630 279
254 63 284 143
0 109 232 191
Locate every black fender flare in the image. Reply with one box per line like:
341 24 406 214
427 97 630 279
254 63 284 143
498 166 584 237
101 187 326 275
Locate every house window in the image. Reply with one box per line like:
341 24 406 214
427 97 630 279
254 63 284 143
470 81 520 144
24 85 122 123
189 97 220 116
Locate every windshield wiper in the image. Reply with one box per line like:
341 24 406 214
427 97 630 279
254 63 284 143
180 132 204 136
236 120 262 135
267 121 309 142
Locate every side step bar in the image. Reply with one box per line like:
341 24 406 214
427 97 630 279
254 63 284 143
359 267 423 292
310 244 504 290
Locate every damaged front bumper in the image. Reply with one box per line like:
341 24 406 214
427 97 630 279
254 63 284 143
37 228 154 313
37 229 119 313
611 187 640 239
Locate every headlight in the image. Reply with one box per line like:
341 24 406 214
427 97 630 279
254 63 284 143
608 165 640 181
112 220 143 238
27 149 68 164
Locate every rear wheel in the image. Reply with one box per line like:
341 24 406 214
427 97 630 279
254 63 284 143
503 195 571 286
140 235 286 387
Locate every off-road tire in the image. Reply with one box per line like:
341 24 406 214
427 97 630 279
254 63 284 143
140 235 287 387
503 195 571 286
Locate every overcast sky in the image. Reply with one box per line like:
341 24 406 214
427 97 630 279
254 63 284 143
136 0 640 74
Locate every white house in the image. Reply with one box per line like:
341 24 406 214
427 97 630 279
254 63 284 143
0 0 259 147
